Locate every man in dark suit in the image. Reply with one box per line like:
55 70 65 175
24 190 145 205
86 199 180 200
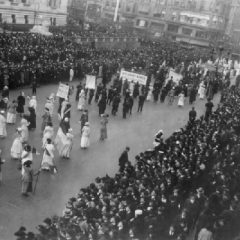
119 147 130 172
138 94 145 112
189 107 197 123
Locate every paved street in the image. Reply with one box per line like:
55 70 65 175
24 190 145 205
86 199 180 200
0 81 220 239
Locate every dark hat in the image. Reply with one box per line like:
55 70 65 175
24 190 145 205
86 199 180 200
24 144 32 152
43 218 52 225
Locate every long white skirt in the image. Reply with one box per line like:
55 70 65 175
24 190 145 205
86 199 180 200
11 138 22 159
42 132 54 148
178 97 185 107
41 152 54 170
0 124 7 137
21 127 29 143
198 87 205 99
55 128 69 156
81 136 90 148
78 97 85 110
61 140 73 158
6 112 16 124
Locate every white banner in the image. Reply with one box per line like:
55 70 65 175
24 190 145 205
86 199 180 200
56 83 69 99
86 75 96 89
120 70 147 85
166 69 183 85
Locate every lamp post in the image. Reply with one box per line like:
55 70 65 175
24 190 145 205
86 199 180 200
114 0 120 22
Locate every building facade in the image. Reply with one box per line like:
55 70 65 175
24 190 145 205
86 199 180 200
69 0 231 47
0 0 67 26
101 0 231 46
226 0 240 46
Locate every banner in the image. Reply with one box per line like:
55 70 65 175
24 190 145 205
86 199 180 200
120 70 147 85
56 83 69 99
86 75 96 89
166 69 183 85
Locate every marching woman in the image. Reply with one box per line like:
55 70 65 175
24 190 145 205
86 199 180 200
41 108 52 135
55 117 70 157
20 118 30 143
78 89 86 111
45 96 54 117
81 122 90 149
25 107 36 131
28 96 37 112
41 138 56 172
42 123 54 148
21 160 34 197
21 146 39 197
198 81 206 100
11 128 23 160
177 91 185 107
60 128 74 159
21 144 33 172
99 114 109 141
6 100 17 124
0 110 7 138
17 91 25 118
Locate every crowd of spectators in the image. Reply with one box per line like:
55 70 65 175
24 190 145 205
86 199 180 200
2 26 238 240
0 29 211 90
14 77 240 240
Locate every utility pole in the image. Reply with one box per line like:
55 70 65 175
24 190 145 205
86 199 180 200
114 0 120 22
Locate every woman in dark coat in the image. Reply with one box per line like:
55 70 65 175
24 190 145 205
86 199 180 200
17 91 25 117
98 97 107 116
25 107 36 130
189 87 197 105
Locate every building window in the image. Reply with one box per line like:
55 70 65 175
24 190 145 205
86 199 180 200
22 0 26 3
0 14 2 23
50 17 53 25
105 13 114 19
171 12 177 21
195 30 208 39
153 10 165 18
126 5 131 12
182 27 192 35
24 15 28 24
151 22 165 31
167 24 178 33
136 19 148 27
53 18 56 26
12 14 16 23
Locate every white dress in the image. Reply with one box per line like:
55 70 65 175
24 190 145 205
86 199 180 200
0 114 7 137
11 135 23 159
45 101 54 117
78 91 86 111
29 98 37 111
21 150 33 175
69 69 74 82
81 126 90 148
198 83 206 100
42 126 54 148
177 93 185 107
61 133 74 158
6 103 17 124
41 143 55 170
21 120 29 143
